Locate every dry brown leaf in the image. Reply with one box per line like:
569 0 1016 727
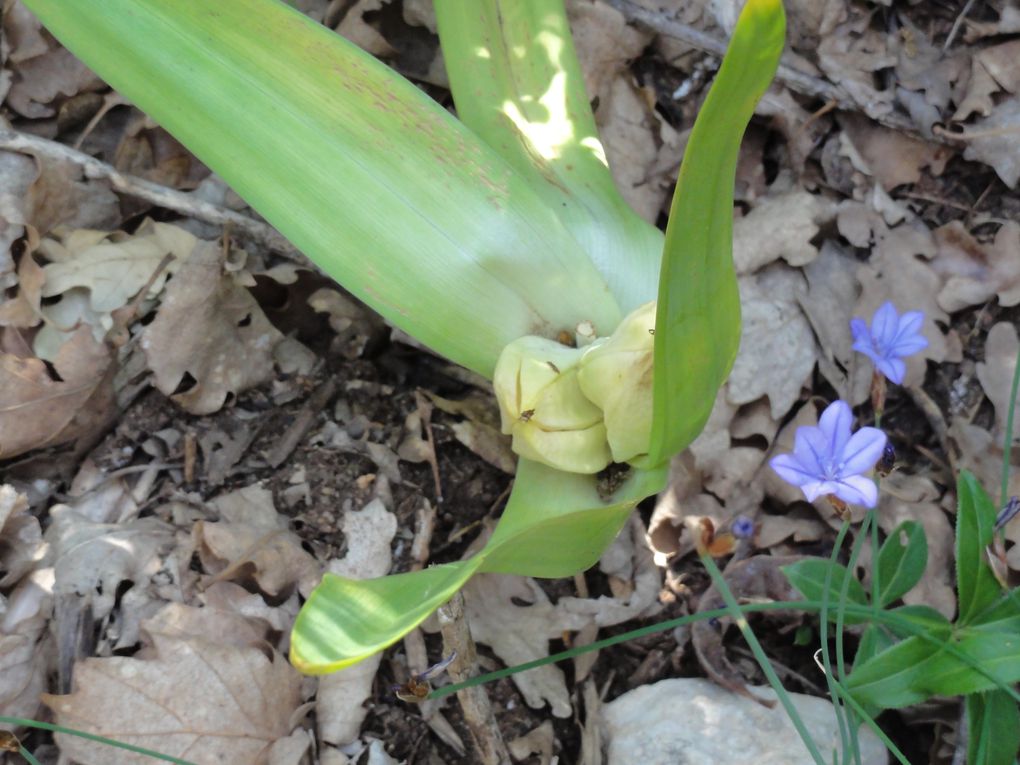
0 151 39 283
0 571 52 728
0 485 45 588
334 0 395 57
0 241 45 329
839 115 951 190
197 485 320 599
5 46 101 119
41 222 195 314
878 473 956 618
557 516 661 626
977 321 1020 442
932 220 1020 311
962 97 1020 188
816 17 896 120
45 629 302 765
0 326 115 459
423 390 516 474
144 601 274 652
47 505 175 622
733 190 834 274
568 0 650 102
462 574 590 717
797 241 872 405
144 241 284 414
3 2 49 64
729 266 816 418
597 76 683 223
24 156 120 237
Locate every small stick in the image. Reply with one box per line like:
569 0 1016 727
414 390 443 504
264 377 336 468
0 127 309 265
437 592 511 765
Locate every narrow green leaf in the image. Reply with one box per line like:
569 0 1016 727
433 0 662 314
291 460 666 672
782 559 870 624
876 521 928 607
23 0 622 378
967 690 1020 765
650 0 785 463
887 604 953 637
957 471 1002 625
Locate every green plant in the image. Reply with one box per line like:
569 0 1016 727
21 0 785 673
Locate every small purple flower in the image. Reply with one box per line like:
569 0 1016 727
770 401 887 508
850 301 928 385
731 516 755 539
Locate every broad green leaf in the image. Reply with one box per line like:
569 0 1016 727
290 460 667 672
967 691 1020 765
433 0 662 314
876 520 928 607
854 624 894 667
22 0 622 378
919 628 1020 697
650 0 786 463
290 560 481 674
968 590 1020 630
845 634 948 709
847 624 1020 708
887 604 953 638
782 559 869 624
957 471 1001 625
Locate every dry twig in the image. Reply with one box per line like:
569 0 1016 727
0 127 309 265
438 592 512 765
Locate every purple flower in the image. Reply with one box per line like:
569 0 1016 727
731 516 755 539
770 401 887 508
850 302 928 385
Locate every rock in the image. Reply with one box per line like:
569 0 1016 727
602 678 887 765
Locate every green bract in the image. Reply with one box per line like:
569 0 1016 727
22 0 786 672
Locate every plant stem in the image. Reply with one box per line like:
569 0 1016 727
1000 342 1020 508
699 551 828 765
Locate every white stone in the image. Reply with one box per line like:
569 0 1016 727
602 678 887 765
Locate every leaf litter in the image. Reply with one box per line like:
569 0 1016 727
2 0 1020 762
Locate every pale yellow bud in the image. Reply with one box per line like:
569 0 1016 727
493 335 611 474
577 301 656 467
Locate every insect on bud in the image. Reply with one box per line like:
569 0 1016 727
493 335 611 474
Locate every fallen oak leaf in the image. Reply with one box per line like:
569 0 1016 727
143 240 285 414
44 629 302 765
0 325 115 459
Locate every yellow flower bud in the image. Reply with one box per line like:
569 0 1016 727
577 301 655 467
493 335 611 474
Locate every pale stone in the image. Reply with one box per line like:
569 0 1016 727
603 678 887 765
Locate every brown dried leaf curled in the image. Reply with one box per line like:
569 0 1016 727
143 241 284 414
0 326 114 459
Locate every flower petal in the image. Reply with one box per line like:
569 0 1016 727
871 302 899 348
850 317 869 344
770 453 815 487
840 426 887 475
793 426 827 474
890 334 928 357
817 400 852 458
802 479 841 502
895 310 925 338
876 357 906 385
833 474 879 508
